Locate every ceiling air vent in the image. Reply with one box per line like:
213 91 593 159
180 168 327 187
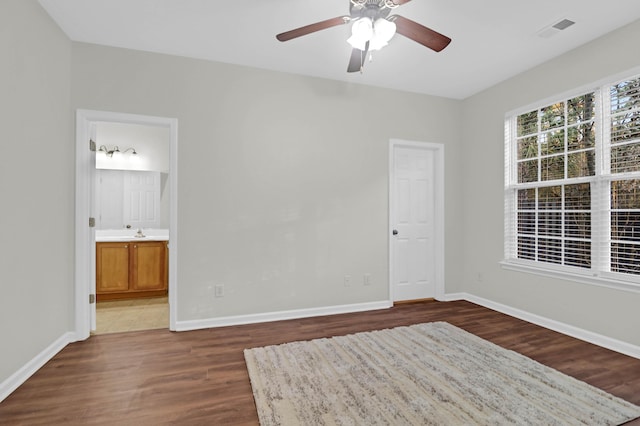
537 18 576 38
553 19 575 30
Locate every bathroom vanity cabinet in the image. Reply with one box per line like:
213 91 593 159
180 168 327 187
96 240 168 301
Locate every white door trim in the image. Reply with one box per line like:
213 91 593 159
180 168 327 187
388 139 445 302
74 109 178 340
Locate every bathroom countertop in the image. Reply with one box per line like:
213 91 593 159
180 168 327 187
95 229 169 242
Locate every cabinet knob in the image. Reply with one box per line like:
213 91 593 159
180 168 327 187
124 244 128 248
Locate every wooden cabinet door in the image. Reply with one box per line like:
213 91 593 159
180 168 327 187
130 241 167 291
96 242 130 293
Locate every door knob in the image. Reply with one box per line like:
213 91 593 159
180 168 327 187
392 229 398 235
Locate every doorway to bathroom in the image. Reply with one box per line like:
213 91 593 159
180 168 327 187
75 110 178 339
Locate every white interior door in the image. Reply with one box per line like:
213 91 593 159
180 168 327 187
123 171 161 230
390 141 444 302
96 170 124 229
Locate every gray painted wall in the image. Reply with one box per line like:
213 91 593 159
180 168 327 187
0 0 73 384
461 19 640 345
70 43 464 320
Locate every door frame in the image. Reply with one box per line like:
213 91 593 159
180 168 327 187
388 139 445 302
75 109 178 340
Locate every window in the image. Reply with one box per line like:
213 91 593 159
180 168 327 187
504 73 640 289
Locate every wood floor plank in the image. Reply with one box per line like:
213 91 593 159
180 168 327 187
1 300 639 425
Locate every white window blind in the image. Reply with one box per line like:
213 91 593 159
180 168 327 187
608 76 640 277
504 73 640 289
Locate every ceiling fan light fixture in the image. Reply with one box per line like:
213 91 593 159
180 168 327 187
347 35 368 51
369 18 396 51
347 17 396 52
374 18 396 41
347 17 373 50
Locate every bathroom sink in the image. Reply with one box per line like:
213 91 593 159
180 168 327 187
95 228 169 242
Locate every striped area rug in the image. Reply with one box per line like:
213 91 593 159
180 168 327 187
244 322 640 425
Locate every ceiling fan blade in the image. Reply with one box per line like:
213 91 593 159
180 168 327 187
347 41 369 73
276 16 351 42
390 15 451 52
347 49 363 73
390 0 413 5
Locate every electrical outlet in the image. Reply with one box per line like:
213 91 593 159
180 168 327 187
344 275 352 287
214 284 225 297
363 273 371 286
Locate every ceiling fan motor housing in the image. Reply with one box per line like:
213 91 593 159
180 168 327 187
350 0 393 20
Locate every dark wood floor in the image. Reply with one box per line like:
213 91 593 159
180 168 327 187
1 300 639 425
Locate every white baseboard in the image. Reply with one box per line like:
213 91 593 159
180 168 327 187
444 292 640 360
0 332 75 403
438 292 467 302
175 300 393 332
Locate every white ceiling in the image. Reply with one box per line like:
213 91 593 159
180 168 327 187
39 0 640 99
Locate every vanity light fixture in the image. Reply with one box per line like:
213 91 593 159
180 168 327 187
122 147 138 155
98 145 138 158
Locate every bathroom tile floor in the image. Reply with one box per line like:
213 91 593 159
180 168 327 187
94 296 168 334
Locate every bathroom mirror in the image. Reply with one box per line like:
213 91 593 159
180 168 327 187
94 122 170 230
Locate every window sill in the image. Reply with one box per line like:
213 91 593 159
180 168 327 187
499 260 640 294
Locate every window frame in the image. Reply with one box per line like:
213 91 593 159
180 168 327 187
503 69 640 294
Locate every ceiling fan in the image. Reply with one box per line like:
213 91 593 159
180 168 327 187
276 0 452 73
